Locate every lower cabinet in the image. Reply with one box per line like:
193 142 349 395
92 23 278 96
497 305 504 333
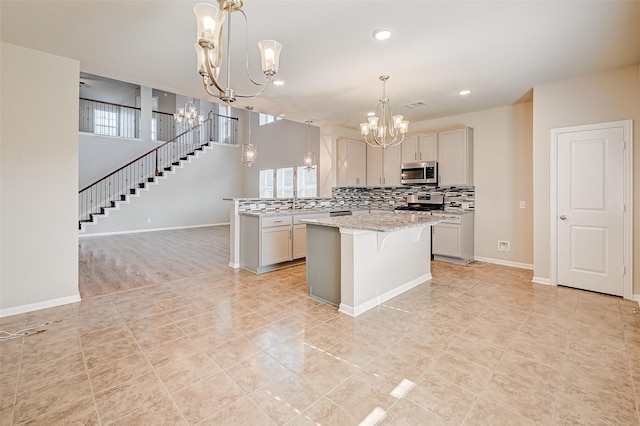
261 225 292 265
240 212 330 273
432 223 462 258
432 212 474 264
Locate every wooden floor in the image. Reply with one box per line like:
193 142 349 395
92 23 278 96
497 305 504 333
78 226 231 299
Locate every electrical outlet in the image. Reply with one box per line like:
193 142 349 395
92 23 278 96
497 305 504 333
498 240 510 251
519 201 526 209
147 218 151 224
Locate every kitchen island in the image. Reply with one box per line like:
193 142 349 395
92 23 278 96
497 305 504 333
301 211 447 317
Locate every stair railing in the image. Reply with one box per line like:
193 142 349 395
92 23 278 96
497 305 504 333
78 112 238 226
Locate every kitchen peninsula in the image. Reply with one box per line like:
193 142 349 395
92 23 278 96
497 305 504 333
302 211 447 317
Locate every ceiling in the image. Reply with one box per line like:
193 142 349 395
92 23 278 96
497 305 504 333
2 1 640 130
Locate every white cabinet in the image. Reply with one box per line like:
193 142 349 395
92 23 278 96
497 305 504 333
419 133 438 162
336 138 367 186
401 133 437 163
292 224 307 259
259 215 293 267
261 226 292 265
438 127 474 186
367 143 401 185
432 223 462 258
432 212 474 264
401 135 419 163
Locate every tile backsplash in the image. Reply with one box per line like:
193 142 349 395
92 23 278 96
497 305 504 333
236 185 475 213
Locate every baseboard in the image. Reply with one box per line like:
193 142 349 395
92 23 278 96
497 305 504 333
339 273 430 317
0 294 81 318
531 276 552 285
228 262 240 269
632 294 640 304
473 256 533 270
79 222 230 238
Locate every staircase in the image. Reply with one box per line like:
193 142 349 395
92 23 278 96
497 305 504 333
78 121 213 232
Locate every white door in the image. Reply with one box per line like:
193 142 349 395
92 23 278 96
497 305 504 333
556 126 625 296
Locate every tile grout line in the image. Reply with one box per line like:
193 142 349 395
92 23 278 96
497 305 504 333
112 297 190 425
78 320 105 426
8 315 27 426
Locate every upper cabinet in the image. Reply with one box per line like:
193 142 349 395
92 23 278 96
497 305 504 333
336 137 367 186
367 143 401 186
401 133 437 163
438 127 474 186
336 126 472 188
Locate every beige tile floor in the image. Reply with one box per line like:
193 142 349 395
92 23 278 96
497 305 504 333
2 261 640 425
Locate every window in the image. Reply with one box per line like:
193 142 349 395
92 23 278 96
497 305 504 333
259 166 318 198
258 113 283 126
276 167 294 198
218 105 232 143
151 118 157 141
297 166 318 198
259 169 274 198
94 110 118 136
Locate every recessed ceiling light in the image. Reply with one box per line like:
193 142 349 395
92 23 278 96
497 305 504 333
272 79 285 86
278 113 286 117
367 111 376 117
458 89 471 96
372 28 392 41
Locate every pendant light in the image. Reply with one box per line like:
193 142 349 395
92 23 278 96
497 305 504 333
241 106 257 166
303 120 316 169
360 75 409 149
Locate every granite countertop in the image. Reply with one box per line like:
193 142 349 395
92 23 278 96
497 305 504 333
240 208 368 217
299 211 449 232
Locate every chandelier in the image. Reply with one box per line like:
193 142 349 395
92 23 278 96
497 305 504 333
174 98 204 129
241 106 257 166
193 1 283 103
360 75 409 149
303 120 316 170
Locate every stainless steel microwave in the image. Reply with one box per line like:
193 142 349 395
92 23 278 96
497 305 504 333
401 161 438 185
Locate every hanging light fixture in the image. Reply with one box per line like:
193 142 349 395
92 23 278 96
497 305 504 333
193 1 283 103
174 98 205 129
360 75 409 149
241 106 257 166
303 120 316 170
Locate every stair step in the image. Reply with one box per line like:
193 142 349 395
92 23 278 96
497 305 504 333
138 183 145 189
172 161 180 166
147 177 155 183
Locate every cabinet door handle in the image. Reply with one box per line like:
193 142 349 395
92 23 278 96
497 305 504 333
289 229 292 239
414 152 417 160
274 220 283 223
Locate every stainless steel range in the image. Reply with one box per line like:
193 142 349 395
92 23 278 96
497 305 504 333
395 193 474 264
394 194 444 212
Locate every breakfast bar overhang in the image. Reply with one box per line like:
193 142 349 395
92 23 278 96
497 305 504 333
301 211 448 317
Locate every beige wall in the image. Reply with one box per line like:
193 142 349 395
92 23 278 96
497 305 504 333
409 102 534 266
532 64 640 294
1 43 80 315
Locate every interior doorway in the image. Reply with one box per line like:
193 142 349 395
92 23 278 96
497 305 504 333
550 120 633 298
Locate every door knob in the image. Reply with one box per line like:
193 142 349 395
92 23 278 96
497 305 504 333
559 215 567 220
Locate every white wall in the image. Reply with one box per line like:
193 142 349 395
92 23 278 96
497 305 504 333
532 64 640 293
1 43 80 315
78 133 159 189
82 143 242 235
320 125 363 197
409 103 534 267
241 113 320 197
